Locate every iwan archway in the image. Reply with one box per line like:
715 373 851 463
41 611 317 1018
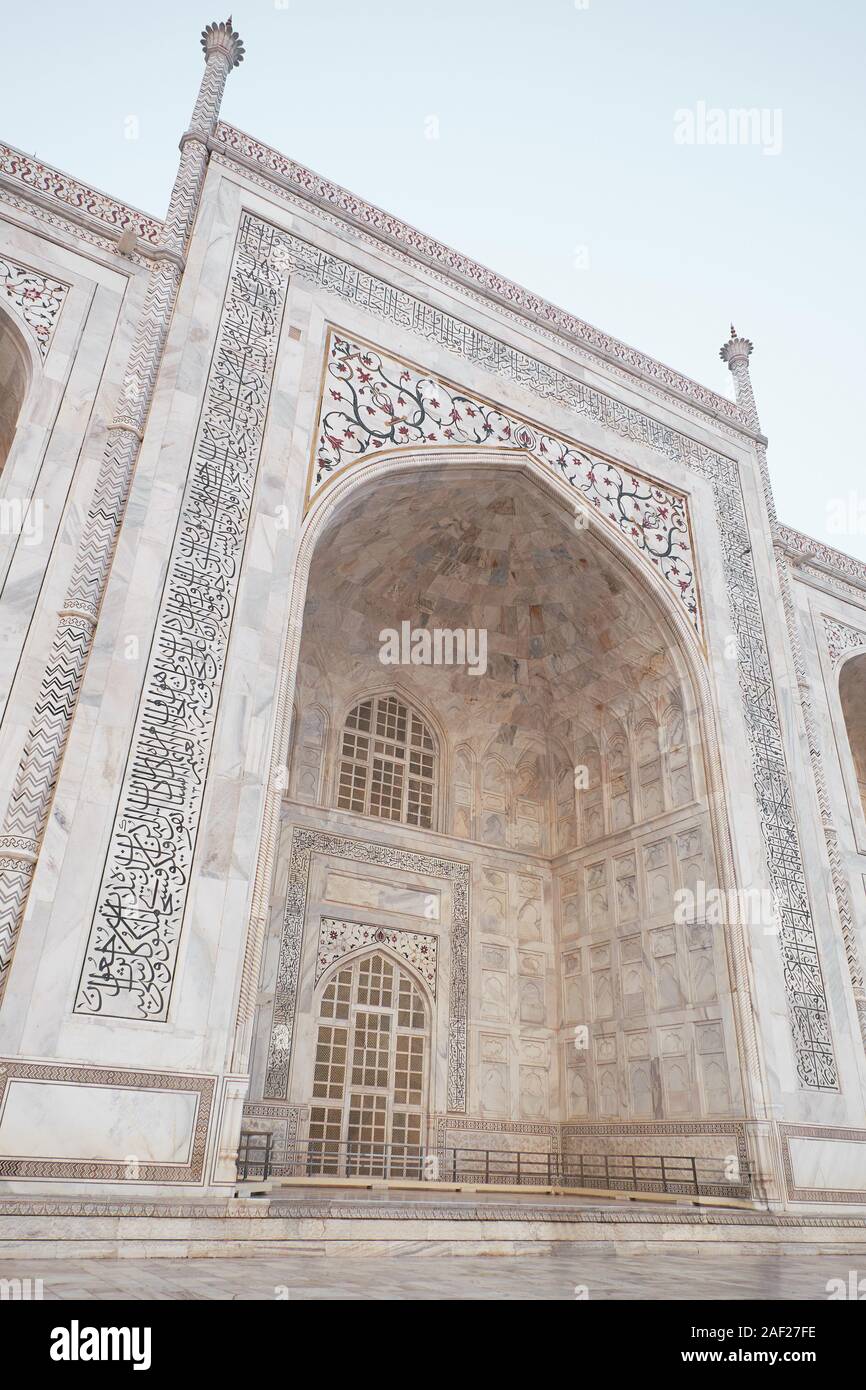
238 447 768 1189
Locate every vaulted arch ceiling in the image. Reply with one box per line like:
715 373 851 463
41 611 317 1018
295 469 691 754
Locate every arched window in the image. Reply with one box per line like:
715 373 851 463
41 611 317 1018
336 694 438 828
840 653 866 823
307 952 429 1177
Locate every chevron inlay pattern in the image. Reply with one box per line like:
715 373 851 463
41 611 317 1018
74 213 289 1020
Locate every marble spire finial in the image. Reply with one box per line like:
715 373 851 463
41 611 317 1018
201 16 245 67
719 326 758 427
720 325 754 367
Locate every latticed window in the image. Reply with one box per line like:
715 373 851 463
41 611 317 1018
308 952 429 1178
336 695 437 829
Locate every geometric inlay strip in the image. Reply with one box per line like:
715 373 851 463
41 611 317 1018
0 1059 214 1184
73 213 290 1020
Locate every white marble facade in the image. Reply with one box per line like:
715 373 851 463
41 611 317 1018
0 19 865 1218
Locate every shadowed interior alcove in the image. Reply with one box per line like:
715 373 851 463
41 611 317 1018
0 307 30 470
840 652 866 823
250 459 747 1167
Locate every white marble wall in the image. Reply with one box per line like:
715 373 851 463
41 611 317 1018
0 148 864 1209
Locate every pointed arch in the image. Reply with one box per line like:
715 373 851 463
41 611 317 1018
289 701 330 805
309 330 704 643
661 685 695 809
575 728 604 845
316 939 435 1014
479 748 510 848
550 734 578 853
513 738 547 851
635 712 665 821
236 446 769 1128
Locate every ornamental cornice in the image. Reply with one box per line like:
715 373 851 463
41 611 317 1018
210 124 756 439
776 524 866 594
0 128 767 446
0 141 163 247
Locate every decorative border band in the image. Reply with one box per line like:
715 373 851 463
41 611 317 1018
214 124 746 426
73 213 290 1021
310 328 702 637
0 1060 214 1183
1 1195 865 1225
780 1123 866 1205
0 141 163 245
778 525 866 594
823 616 866 668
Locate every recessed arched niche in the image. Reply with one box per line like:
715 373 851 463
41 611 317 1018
254 456 745 1145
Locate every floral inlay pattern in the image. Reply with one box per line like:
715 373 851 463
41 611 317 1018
316 918 437 992
823 616 866 667
312 332 701 636
0 142 163 245
0 256 67 359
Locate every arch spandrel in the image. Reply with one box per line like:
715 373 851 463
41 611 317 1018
306 326 704 643
315 921 438 997
0 256 67 363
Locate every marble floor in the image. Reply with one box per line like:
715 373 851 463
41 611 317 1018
0 1253 857 1300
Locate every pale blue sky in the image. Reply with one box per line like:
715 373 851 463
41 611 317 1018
3 1 863 555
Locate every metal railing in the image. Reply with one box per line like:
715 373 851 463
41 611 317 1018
236 1133 753 1199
